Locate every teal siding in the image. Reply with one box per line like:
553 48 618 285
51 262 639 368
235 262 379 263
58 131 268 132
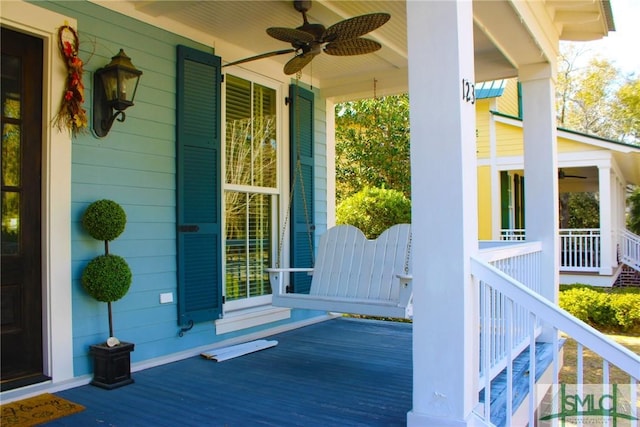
28 1 329 378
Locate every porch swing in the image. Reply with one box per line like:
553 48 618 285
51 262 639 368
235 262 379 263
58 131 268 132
266 79 413 319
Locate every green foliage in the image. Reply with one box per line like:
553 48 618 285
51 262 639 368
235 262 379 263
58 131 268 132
612 77 640 143
559 192 600 228
82 199 126 241
335 95 410 202
559 284 640 332
336 187 411 239
557 46 639 145
627 187 640 234
82 254 132 303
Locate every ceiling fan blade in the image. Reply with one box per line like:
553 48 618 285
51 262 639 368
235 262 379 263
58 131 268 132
558 169 587 179
267 27 315 44
283 52 316 75
322 13 390 43
223 49 295 68
324 38 382 56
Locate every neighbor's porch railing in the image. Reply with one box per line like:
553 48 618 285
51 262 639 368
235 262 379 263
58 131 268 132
620 229 640 272
471 247 639 426
501 228 601 272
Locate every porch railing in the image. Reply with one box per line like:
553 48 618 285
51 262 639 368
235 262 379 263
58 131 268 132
560 228 600 272
471 251 640 426
620 229 640 272
500 228 602 272
477 241 543 385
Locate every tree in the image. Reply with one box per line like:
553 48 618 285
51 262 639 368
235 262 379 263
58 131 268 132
335 95 411 202
628 187 640 234
557 45 640 145
559 192 600 229
612 77 640 143
336 187 411 239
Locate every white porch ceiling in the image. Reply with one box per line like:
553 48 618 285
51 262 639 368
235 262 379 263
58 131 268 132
98 0 614 100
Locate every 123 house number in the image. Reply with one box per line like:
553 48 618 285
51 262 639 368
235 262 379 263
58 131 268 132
462 79 475 104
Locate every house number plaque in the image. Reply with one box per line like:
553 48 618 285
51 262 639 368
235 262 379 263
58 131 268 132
462 79 475 104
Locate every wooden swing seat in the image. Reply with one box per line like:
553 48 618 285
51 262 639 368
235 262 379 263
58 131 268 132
267 224 413 319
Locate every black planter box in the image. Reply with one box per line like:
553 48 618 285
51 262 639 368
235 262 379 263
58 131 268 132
90 341 134 390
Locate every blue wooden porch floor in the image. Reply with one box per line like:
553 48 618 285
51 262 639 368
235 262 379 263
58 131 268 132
48 317 554 426
51 318 413 426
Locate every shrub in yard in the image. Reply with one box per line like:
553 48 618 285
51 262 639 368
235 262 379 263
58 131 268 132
609 294 640 331
336 187 411 239
559 284 640 332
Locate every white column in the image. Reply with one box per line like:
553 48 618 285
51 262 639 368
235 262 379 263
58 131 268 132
520 65 559 325
406 1 479 426
599 166 613 275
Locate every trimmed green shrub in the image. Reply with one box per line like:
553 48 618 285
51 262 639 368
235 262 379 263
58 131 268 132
336 187 411 239
82 254 132 303
559 284 640 332
82 199 127 241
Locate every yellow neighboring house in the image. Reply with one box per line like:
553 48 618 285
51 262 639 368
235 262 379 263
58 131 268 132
476 79 640 287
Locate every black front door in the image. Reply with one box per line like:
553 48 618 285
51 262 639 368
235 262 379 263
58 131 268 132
1 27 47 391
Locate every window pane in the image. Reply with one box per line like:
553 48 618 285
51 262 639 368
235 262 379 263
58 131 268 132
224 191 272 301
226 191 248 300
225 75 252 186
252 84 277 188
248 193 271 297
225 75 278 188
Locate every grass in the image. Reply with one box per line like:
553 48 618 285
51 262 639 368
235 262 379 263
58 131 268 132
559 331 640 409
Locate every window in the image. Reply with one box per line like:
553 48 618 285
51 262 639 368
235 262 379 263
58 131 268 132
224 74 278 308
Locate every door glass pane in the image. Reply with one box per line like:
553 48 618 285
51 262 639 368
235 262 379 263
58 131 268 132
1 192 20 255
1 54 21 119
2 124 21 187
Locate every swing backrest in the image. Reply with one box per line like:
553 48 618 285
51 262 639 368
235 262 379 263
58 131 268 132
309 224 411 302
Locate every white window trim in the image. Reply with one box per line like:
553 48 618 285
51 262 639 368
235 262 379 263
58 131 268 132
221 69 288 322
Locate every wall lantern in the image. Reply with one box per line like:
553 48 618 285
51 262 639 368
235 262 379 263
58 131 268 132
93 49 142 138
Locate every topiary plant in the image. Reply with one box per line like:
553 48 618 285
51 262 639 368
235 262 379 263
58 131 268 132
82 254 132 302
82 199 126 242
81 199 131 343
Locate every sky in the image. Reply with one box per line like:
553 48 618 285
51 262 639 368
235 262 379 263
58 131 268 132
565 0 640 77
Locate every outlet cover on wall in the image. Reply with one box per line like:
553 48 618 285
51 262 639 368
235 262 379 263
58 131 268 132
160 292 174 304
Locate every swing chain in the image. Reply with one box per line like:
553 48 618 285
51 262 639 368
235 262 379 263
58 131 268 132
404 231 412 275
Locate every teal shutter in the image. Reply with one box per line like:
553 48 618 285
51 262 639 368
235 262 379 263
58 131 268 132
289 84 314 294
176 45 222 326
500 171 510 229
519 175 525 229
514 173 522 229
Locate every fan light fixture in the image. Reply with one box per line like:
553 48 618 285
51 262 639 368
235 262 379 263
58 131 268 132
93 49 142 138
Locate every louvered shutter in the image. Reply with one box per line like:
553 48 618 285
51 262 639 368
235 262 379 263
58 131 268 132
289 84 314 294
176 45 222 325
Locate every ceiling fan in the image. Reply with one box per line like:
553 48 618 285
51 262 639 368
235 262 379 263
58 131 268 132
558 169 587 179
223 0 390 75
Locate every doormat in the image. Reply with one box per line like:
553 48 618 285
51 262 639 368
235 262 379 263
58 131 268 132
0 393 85 426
